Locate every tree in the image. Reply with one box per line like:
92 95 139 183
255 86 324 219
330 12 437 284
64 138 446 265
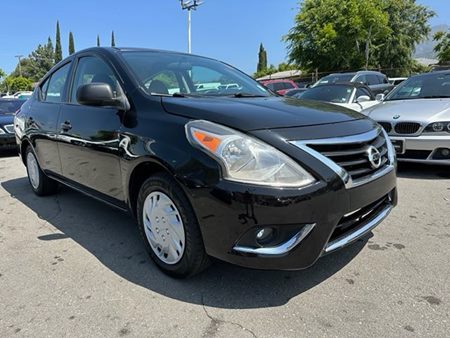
11 38 55 82
1 76 33 92
69 32 75 55
373 0 435 76
0 68 5 81
55 20 62 63
433 30 450 64
284 0 433 75
97 35 100 47
111 31 116 47
285 0 389 72
257 43 267 73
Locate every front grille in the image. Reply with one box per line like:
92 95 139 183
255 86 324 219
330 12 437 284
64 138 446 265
378 122 392 133
330 194 391 242
307 131 389 181
397 150 431 160
3 124 14 134
394 122 421 134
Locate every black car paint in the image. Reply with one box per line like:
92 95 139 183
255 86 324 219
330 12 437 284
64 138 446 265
15 48 397 270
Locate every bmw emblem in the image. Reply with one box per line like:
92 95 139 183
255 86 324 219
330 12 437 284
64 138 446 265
393 114 400 120
367 146 382 169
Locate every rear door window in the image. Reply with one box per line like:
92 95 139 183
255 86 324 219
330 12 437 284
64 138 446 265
44 62 71 103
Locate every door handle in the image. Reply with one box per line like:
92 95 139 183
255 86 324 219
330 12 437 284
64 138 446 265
61 121 72 131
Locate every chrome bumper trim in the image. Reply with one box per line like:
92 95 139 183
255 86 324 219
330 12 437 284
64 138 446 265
324 203 393 254
233 223 316 257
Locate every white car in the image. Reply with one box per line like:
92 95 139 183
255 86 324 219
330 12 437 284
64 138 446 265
294 82 380 112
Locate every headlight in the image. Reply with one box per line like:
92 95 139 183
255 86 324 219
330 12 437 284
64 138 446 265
186 120 316 187
0 127 5 135
425 122 450 133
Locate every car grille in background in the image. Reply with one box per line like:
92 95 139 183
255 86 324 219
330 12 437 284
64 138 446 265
3 124 14 134
394 122 421 135
378 122 392 133
397 150 431 160
307 131 388 181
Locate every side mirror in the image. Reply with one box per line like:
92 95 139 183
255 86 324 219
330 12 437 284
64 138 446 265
77 83 129 110
356 95 371 103
375 93 385 101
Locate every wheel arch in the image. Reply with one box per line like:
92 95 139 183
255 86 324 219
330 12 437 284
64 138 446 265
127 159 174 218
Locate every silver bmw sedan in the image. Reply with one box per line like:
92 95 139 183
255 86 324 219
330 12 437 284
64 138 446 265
364 71 450 165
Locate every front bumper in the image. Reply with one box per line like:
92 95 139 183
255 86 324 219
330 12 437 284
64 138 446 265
0 134 17 151
188 166 397 271
391 135 450 165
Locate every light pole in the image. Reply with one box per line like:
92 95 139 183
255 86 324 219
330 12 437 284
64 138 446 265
15 55 24 77
179 0 203 53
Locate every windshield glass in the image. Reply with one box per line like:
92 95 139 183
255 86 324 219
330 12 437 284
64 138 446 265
0 100 24 114
299 85 353 103
121 51 270 97
314 74 354 87
385 72 450 100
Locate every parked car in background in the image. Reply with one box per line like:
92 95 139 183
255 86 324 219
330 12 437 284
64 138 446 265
314 71 394 95
259 79 298 95
293 82 380 112
284 87 309 97
388 77 407 86
15 47 397 277
364 71 450 164
0 98 25 151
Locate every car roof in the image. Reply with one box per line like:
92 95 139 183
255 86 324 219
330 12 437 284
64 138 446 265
327 70 384 76
315 81 370 89
0 98 26 102
409 70 450 79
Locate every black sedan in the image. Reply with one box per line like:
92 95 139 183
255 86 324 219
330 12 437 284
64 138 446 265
15 48 397 277
0 98 25 151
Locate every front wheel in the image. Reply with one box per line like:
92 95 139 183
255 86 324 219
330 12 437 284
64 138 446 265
136 173 210 278
25 146 58 196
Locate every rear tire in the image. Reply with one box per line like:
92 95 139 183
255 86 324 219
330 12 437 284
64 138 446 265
137 173 210 278
25 146 58 196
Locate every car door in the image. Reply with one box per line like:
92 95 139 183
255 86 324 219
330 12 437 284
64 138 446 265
57 54 125 203
26 62 72 175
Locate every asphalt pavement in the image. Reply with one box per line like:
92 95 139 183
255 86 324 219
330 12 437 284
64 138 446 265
0 153 449 337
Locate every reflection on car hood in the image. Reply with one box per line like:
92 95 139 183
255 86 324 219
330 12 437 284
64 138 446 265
366 98 450 121
0 114 14 125
161 96 364 132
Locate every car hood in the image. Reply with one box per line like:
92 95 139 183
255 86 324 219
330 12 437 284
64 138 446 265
365 98 450 121
161 96 363 131
0 114 14 125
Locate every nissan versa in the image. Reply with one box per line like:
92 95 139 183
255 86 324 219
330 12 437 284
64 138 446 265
14 48 397 277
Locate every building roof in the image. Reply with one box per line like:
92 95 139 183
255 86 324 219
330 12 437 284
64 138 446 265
256 70 302 81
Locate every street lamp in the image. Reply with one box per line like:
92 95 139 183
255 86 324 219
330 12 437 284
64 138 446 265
15 55 24 77
179 0 204 53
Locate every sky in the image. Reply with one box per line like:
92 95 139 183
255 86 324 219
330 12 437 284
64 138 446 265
0 0 448 75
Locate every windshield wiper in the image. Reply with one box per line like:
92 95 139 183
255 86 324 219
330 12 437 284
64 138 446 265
421 95 450 99
232 93 267 98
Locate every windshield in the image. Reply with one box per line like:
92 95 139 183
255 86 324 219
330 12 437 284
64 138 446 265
314 74 354 87
121 51 270 97
299 85 353 103
385 72 450 101
0 100 24 114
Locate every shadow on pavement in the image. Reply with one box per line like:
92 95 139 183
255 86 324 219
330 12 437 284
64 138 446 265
2 177 367 309
396 162 450 180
